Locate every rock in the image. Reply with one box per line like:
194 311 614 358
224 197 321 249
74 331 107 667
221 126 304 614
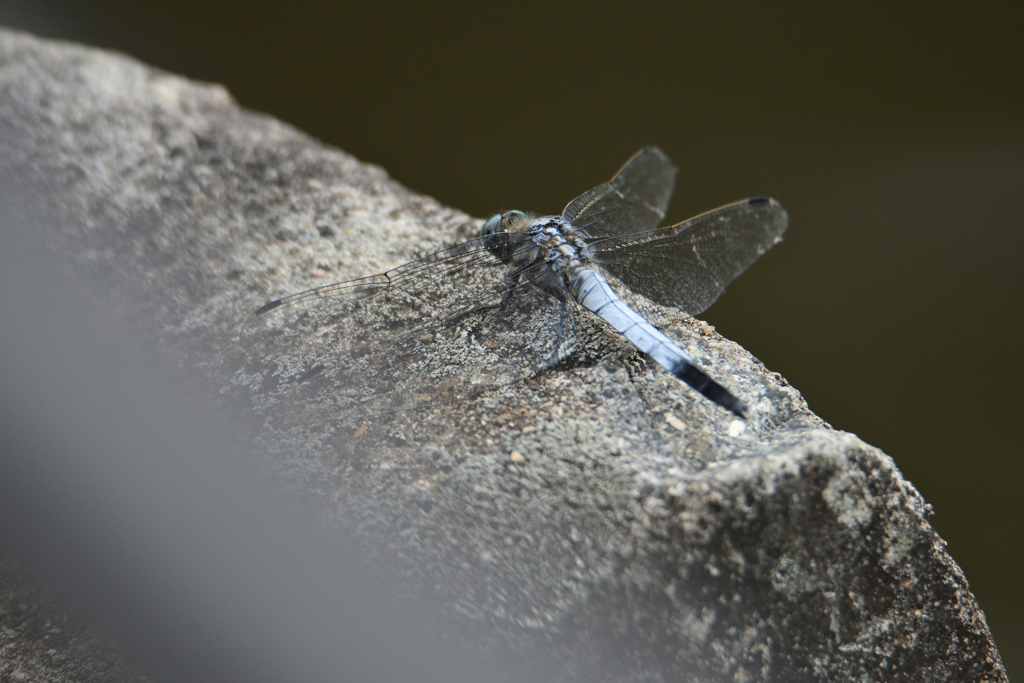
0 27 1007 682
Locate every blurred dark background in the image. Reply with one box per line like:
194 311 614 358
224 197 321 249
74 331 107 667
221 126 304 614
2 0 1021 676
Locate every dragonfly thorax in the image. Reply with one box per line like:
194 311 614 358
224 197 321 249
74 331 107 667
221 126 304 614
525 215 593 274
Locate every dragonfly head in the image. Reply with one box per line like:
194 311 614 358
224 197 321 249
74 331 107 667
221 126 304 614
481 210 529 262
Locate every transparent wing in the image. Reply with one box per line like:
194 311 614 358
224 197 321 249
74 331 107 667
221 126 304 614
239 233 575 420
562 146 677 240
589 197 788 316
242 234 515 339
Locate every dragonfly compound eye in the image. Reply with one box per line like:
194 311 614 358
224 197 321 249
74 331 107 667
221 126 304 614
481 213 502 239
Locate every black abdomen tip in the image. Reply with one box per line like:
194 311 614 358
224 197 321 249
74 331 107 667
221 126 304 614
254 299 283 316
674 362 748 419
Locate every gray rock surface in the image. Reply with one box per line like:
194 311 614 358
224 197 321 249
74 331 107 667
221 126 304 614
0 28 1007 682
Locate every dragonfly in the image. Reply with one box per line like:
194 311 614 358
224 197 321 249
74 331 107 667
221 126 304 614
243 147 787 419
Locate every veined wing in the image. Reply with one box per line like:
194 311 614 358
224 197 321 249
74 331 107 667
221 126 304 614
241 232 533 340
561 146 677 240
589 197 788 316
239 232 575 418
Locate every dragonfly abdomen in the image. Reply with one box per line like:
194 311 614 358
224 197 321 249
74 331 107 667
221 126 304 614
569 268 747 419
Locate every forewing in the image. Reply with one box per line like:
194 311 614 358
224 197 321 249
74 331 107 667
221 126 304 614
239 234 571 420
242 234 517 337
561 146 677 239
590 197 788 315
